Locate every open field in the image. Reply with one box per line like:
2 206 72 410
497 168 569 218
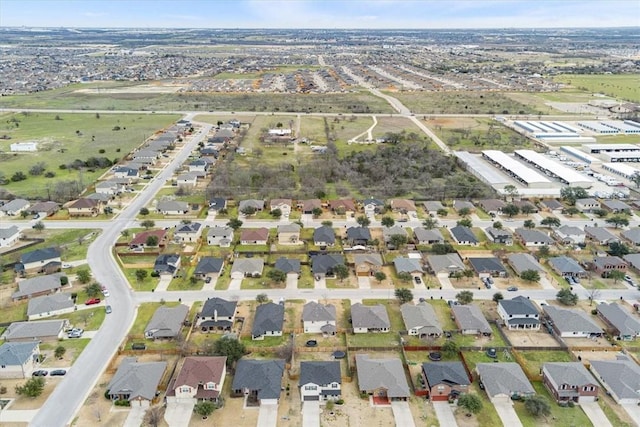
554 74 640 103
385 91 540 115
0 112 179 198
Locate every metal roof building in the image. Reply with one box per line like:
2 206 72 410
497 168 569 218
482 150 552 188
560 146 601 165
514 150 594 188
454 151 513 189
602 162 640 179
582 143 640 154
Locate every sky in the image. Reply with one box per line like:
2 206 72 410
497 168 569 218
1 0 638 29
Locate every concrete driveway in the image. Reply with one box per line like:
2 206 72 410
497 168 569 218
493 400 522 427
433 401 458 427
123 402 148 427
155 275 173 291
539 276 555 290
164 397 195 427
391 401 415 427
0 409 38 423
580 402 613 427
302 400 320 427
286 275 298 290
437 276 454 290
257 403 278 427
314 277 326 289
621 403 640 426
357 276 371 289
228 277 243 291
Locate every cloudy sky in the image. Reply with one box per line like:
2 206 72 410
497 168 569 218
1 0 638 29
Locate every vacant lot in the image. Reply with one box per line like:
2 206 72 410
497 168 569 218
554 74 640 103
386 91 539 115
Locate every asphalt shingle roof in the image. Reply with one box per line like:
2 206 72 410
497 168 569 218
476 363 534 398
590 358 640 401
108 358 167 401
232 359 285 400
422 362 470 387
299 361 341 387
543 305 602 335
302 301 336 323
252 303 284 337
356 355 410 398
351 303 390 330
0 342 39 366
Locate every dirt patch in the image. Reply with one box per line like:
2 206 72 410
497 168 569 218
574 349 624 362
504 329 562 347
563 336 615 348
0 378 57 410
321 380 396 427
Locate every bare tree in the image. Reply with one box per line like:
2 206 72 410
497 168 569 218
143 406 164 427
587 288 601 306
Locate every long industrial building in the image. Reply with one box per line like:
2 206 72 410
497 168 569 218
514 150 594 188
602 162 640 180
601 151 640 163
560 146 602 165
481 150 552 188
581 144 640 154
454 151 513 189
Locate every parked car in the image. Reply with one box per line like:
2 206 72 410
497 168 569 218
62 263 72 269
102 289 110 297
624 275 634 285
413 276 422 285
32 370 48 377
205 276 212 284
50 369 66 376
68 328 84 338
105 305 112 314
85 298 101 305
507 286 519 292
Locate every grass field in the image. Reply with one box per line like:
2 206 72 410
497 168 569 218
514 382 594 427
385 91 540 115
0 112 179 198
554 74 640 103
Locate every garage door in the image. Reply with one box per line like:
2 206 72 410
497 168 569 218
303 395 320 401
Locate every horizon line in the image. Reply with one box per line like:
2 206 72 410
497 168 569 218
2 25 639 30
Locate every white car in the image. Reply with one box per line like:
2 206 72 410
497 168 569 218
102 289 110 297
62 263 73 269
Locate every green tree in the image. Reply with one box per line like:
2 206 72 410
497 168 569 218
493 292 504 303
606 215 629 229
389 234 408 249
32 221 45 232
256 293 269 304
334 264 349 282
76 268 92 284
394 288 413 304
608 241 630 257
121 229 130 238
492 221 503 229
140 219 155 229
563 206 580 216
523 219 536 229
145 235 159 247
267 269 287 283
193 401 216 418
520 205 535 216
356 216 371 227
457 207 471 217
374 271 387 283
560 187 588 206
442 340 459 358
592 208 608 218
311 207 323 218
226 218 243 230
422 217 438 229
15 377 45 398
270 208 282 219
502 204 519 217
11 171 27 182
607 269 626 283
381 216 395 227
85 282 102 297
20 210 30 219
540 217 560 228
537 245 551 258
432 242 455 255
457 393 483 414
556 288 578 306
521 270 540 282
456 218 472 227
503 184 519 199
436 208 448 217
54 345 66 359
456 290 474 305
135 269 148 282
139 207 149 216
240 206 256 216
321 220 333 227
524 395 551 418
213 336 247 367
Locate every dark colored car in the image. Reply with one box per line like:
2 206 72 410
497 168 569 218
50 369 66 376
414 276 422 285
32 370 48 377
507 286 518 292
305 340 318 347
85 298 101 305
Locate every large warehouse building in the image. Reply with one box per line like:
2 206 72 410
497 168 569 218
481 150 552 188
514 150 594 188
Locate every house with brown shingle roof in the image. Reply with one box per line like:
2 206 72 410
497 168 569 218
167 356 227 402
68 198 102 217
240 228 269 245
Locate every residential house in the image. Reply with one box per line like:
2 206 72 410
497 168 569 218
302 302 336 335
299 361 341 402
208 197 227 212
423 201 445 216
585 226 619 245
346 226 371 246
356 355 410 401
68 198 102 217
593 256 628 277
157 200 189 215
382 226 408 248
274 257 301 278
207 226 234 247
422 362 470 401
621 228 640 246
95 180 121 195
507 253 545 277
270 199 292 217
426 253 465 277
311 254 344 278
12 273 66 301
238 199 265 214
477 199 506 216
450 226 479 246
240 228 269 245
277 223 301 245
174 222 203 243
300 199 322 215
414 227 444 245
514 228 554 247
553 225 586 245
153 254 181 276
498 296 540 330
548 256 587 278
0 199 30 216
596 303 640 341
194 257 223 280
468 257 507 278
0 226 21 248
328 199 356 215
539 199 564 214
393 257 424 276
167 356 227 402
351 303 390 333
188 158 212 173
453 200 475 213
176 172 199 187
0 342 40 379
590 357 640 404
129 229 167 249
389 199 416 214
624 253 640 272
144 304 189 339
542 362 599 403
485 227 513 245
543 305 603 338
14 247 61 276
197 297 237 332
476 363 535 403
313 226 335 247
451 305 492 335
85 192 111 203
400 302 443 337
575 198 601 213
230 258 264 279
601 199 632 214
513 200 539 213
353 253 383 277
27 293 75 320
2 320 66 342
252 302 284 340
132 150 160 164
113 166 140 180
28 201 60 217
107 357 167 405
231 359 285 405
362 198 384 215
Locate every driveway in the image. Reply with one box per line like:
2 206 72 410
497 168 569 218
286 275 298 290
357 276 371 289
302 400 320 427
123 402 148 427
621 403 640 426
432 401 458 427
228 277 243 291
314 277 326 289
437 276 454 290
257 403 278 427
493 400 522 427
538 276 555 290
202 276 218 291
391 401 415 427
0 409 38 423
164 397 195 427
155 275 173 291
580 402 613 427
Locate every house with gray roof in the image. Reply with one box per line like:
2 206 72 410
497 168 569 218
197 297 237 332
548 256 587 278
585 226 619 245
277 223 301 245
592 256 627 277
413 227 444 245
252 302 284 340
624 253 640 272
313 226 335 247
539 199 564 213
351 303 390 333
478 199 506 216
422 361 470 401
346 226 371 246
174 222 203 243
12 273 66 301
153 254 181 276
427 253 465 277
622 228 640 246
363 198 384 215
27 293 75 320
590 357 640 404
302 302 336 335
0 341 40 378
311 254 344 278
0 199 30 216
238 199 265 213
468 257 507 278
207 226 233 247
144 304 189 339
230 258 264 279
485 227 513 245
194 257 223 279
3 319 66 342
553 225 586 245
0 225 21 248
542 362 599 403
453 200 475 212
476 363 535 403
15 247 61 275
382 226 408 247
507 253 545 277
393 257 424 276
451 304 492 335
514 228 554 247
423 201 445 215
208 197 226 212
498 296 540 330
354 253 383 276
299 361 341 402
543 305 603 338
274 257 301 277
602 199 632 214
597 303 640 341
575 198 601 213
157 200 189 215
232 359 285 405
356 355 410 400
107 357 167 403
400 302 442 337
450 225 479 246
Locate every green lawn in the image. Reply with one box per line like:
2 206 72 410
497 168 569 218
121 267 158 291
460 384 503 427
51 307 106 330
517 350 573 378
40 338 91 363
2 229 100 267
167 266 205 291
2 301 28 323
462 349 513 371
361 299 404 331
241 335 288 348
346 332 401 347
554 74 640 103
513 382 593 427
129 302 180 336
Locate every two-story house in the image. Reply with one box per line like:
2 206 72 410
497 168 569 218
498 296 540 330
